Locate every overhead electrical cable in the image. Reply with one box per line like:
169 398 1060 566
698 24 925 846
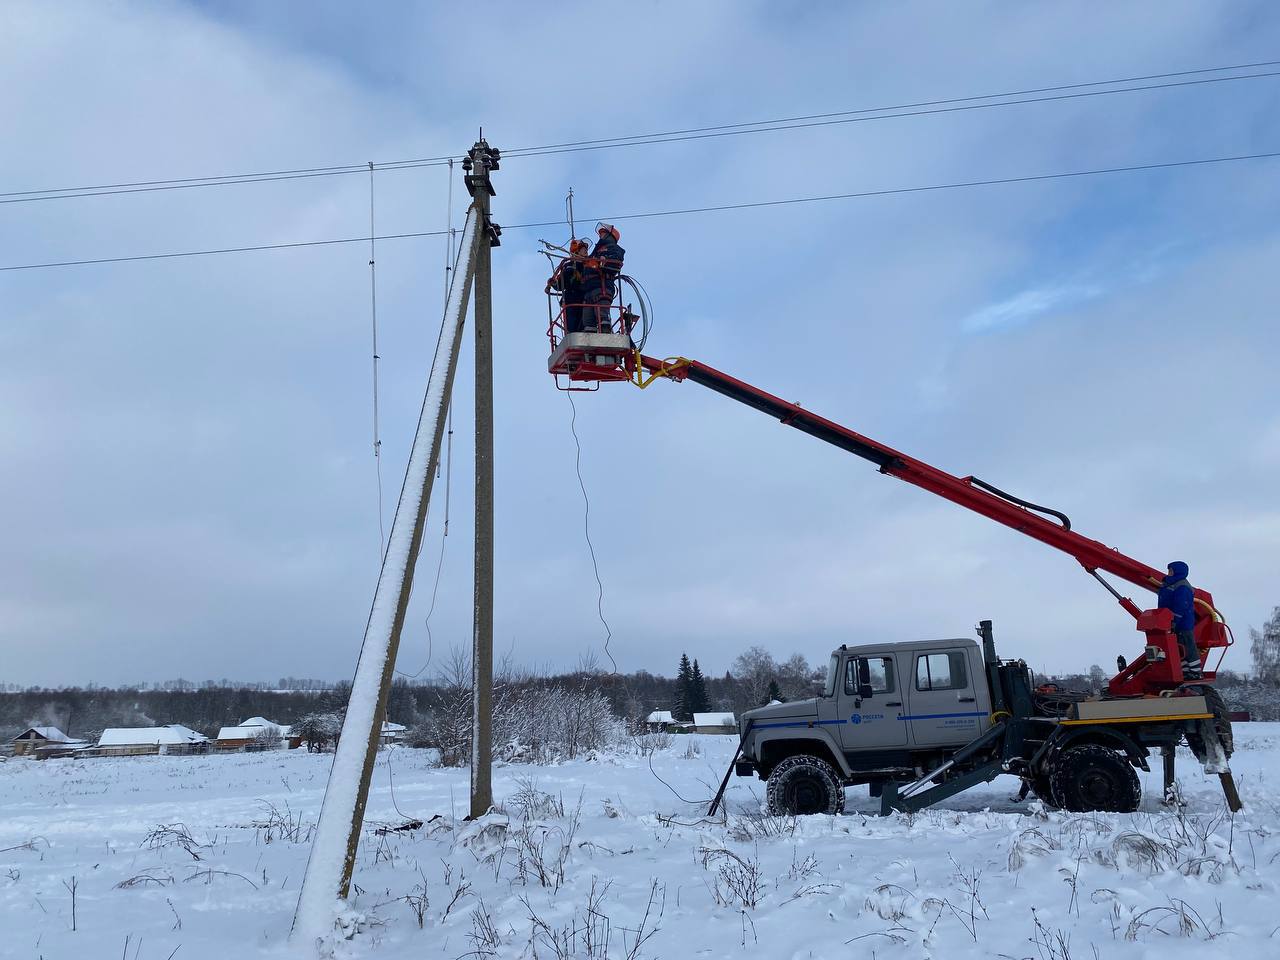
500 67 1280 160
0 229 451 271
6 148 1276 273
3 60 1278 204
510 150 1280 230
502 58 1280 154
0 159 453 206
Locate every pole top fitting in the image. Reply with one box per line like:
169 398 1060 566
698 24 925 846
464 140 500 198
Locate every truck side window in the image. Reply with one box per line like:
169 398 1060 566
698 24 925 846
915 652 968 691
845 657 894 696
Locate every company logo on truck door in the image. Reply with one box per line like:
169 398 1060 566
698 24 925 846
850 713 885 724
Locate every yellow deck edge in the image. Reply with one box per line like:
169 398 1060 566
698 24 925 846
1061 713 1213 726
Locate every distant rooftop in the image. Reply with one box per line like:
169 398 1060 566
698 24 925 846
98 724 208 747
16 726 75 743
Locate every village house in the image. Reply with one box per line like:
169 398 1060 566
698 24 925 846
215 716 300 752
692 712 737 735
380 720 406 745
94 724 209 757
10 726 90 758
645 710 677 732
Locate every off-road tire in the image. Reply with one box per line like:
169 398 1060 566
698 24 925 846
1030 772 1059 808
1184 685 1234 761
766 754 846 816
1048 744 1141 813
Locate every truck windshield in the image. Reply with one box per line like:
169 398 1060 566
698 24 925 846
824 655 838 697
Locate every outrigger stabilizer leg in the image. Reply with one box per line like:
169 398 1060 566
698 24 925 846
1198 725 1244 812
707 720 754 818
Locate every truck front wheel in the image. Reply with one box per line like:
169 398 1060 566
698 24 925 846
766 754 846 816
1048 744 1140 813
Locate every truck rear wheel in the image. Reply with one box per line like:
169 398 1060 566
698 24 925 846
766 754 845 816
1049 744 1140 813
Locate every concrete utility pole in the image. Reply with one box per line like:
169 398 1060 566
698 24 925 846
292 200 485 945
464 139 501 818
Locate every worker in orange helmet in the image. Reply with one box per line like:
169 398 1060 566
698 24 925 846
579 222 625 333
546 238 589 334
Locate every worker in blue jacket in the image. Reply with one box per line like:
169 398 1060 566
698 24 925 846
1157 560 1201 680
580 222 625 333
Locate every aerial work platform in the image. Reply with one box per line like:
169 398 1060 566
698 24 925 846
547 330 635 386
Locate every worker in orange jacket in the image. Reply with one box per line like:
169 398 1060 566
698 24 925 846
546 238 589 334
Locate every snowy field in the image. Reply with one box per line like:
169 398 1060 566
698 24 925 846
3 728 1278 959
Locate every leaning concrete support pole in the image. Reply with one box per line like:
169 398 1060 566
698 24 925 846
292 206 482 944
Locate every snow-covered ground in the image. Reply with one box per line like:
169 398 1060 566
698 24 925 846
3 727 1278 959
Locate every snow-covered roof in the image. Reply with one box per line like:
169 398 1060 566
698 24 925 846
646 711 675 724
98 725 208 747
693 712 736 726
219 717 295 739
217 725 284 740
382 721 406 733
15 726 74 743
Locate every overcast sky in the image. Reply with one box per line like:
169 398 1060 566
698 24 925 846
2 1 1278 688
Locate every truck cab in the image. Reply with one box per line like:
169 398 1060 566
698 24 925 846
737 638 993 812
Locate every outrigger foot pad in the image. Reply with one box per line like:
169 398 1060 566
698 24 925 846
1219 772 1243 813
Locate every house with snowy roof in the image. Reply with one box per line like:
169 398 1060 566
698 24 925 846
216 717 300 751
95 724 209 757
10 726 90 757
645 710 677 731
692 712 737 735
380 720 407 744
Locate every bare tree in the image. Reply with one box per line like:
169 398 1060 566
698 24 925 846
731 646 777 711
1251 607 1280 684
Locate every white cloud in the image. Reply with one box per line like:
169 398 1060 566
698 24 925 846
961 284 1101 333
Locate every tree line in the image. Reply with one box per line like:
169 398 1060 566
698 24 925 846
4 608 1278 746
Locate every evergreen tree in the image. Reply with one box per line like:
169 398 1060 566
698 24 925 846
690 659 710 714
766 679 782 704
674 653 694 721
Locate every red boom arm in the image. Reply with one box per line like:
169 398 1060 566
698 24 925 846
637 354 1229 696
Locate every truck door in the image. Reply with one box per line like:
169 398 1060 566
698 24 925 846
837 654 908 750
905 648 988 747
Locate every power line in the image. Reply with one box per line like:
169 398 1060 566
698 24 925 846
501 67 1280 161
0 158 450 206
520 149 1280 230
4 149 1278 273
4 59 1278 205
0 229 449 272
501 58 1280 155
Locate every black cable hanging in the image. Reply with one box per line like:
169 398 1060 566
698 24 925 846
395 162 466 682
565 391 618 674
368 162 386 560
